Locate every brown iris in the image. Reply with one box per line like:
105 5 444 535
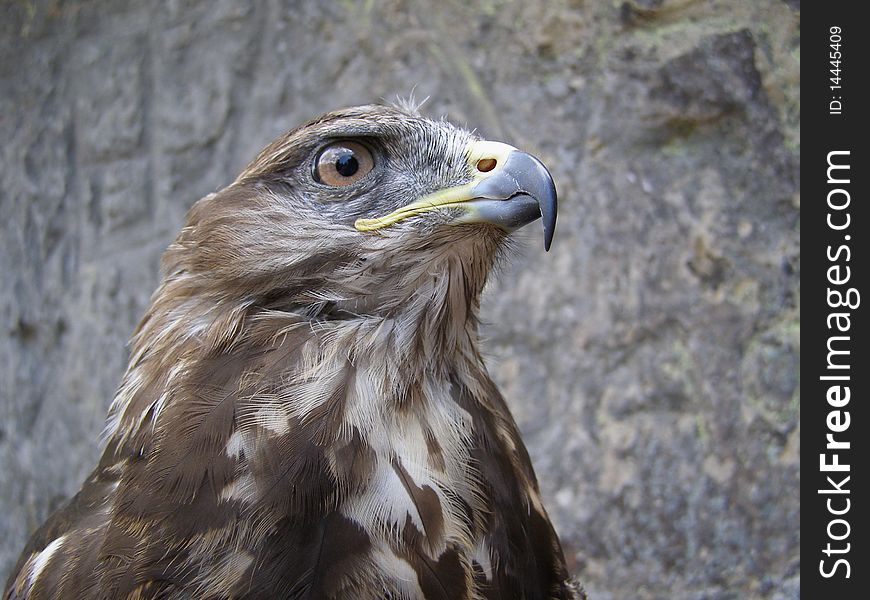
314 141 374 186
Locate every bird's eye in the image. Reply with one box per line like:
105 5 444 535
314 141 374 187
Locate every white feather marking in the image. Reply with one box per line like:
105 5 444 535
343 462 423 535
27 535 66 586
219 473 257 503
251 402 290 435
101 408 123 443
371 548 425 598
194 550 255 597
224 430 245 459
472 541 493 581
340 371 480 556
151 359 189 424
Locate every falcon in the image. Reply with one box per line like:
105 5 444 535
5 104 584 599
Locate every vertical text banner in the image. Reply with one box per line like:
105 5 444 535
804 3 867 597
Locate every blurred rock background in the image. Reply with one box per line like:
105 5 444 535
0 1 799 597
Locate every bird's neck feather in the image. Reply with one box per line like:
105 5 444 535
93 236 562 593
104 235 499 447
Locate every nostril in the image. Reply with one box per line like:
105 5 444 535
476 158 497 173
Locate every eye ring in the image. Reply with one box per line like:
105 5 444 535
313 141 375 187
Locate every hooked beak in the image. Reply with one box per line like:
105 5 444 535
353 140 558 251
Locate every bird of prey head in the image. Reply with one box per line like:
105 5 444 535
5 105 584 600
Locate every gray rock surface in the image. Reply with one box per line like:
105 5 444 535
1 1 799 597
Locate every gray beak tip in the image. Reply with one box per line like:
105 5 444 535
502 150 558 252
541 177 557 252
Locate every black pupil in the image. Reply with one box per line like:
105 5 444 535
335 151 359 177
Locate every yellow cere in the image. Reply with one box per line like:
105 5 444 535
353 140 516 232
